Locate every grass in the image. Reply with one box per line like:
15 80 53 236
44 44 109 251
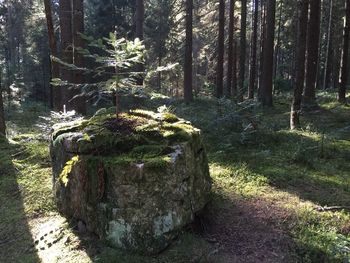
1 92 350 262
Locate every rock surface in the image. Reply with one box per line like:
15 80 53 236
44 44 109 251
50 109 211 254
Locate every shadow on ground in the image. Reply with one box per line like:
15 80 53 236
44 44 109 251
0 137 40 263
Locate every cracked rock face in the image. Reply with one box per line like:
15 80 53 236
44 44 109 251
50 109 211 254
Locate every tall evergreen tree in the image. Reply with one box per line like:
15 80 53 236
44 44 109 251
248 0 259 99
338 0 350 103
216 0 225 98
304 0 321 107
226 0 235 97
239 0 247 101
184 0 193 102
44 0 61 110
291 0 309 129
260 0 276 106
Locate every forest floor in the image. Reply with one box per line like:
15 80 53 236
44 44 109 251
1 92 350 262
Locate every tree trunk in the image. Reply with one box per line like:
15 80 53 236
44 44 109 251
216 0 225 98
226 0 235 97
304 0 321 106
232 39 238 96
273 1 283 80
0 72 5 136
260 0 276 107
72 0 86 114
43 0 61 111
238 0 247 101
338 0 350 103
258 0 266 100
135 0 144 86
248 0 259 99
59 0 74 111
184 0 193 103
323 0 333 90
291 0 309 130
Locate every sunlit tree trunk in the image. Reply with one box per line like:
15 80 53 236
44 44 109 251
59 0 73 111
135 0 144 86
72 0 86 114
44 0 61 111
323 0 333 90
291 0 309 130
184 0 193 103
338 0 350 103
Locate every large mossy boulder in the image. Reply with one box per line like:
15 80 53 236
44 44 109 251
50 109 211 254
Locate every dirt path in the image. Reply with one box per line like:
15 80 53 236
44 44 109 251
202 197 297 263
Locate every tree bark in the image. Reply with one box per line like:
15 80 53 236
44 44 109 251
216 0 225 98
291 0 309 130
260 0 276 107
338 0 350 103
135 0 144 86
0 72 5 136
323 0 333 90
258 0 266 100
59 0 74 112
184 0 193 103
304 0 321 106
238 0 247 101
72 0 86 114
232 39 238 96
248 0 259 99
226 0 235 97
43 0 61 111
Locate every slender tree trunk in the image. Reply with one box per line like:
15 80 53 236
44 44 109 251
248 0 259 99
238 0 247 101
291 0 309 130
43 0 61 111
260 0 275 107
72 0 86 114
323 0 333 90
59 0 73 111
226 0 235 97
135 0 144 86
338 0 350 103
232 39 238 96
216 0 225 98
184 0 193 103
0 72 5 136
258 0 266 100
273 1 283 80
304 0 321 106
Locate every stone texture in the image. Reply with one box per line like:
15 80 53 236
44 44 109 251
50 109 211 254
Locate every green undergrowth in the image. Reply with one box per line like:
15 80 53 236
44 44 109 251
173 92 350 262
1 93 350 262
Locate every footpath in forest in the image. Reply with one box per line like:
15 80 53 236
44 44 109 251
1 92 350 263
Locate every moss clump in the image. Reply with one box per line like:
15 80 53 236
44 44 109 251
161 112 179 123
52 108 200 173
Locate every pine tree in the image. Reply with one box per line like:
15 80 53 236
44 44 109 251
184 0 193 102
338 0 350 103
216 0 225 98
260 0 276 106
291 0 309 129
304 0 321 107
226 0 235 97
